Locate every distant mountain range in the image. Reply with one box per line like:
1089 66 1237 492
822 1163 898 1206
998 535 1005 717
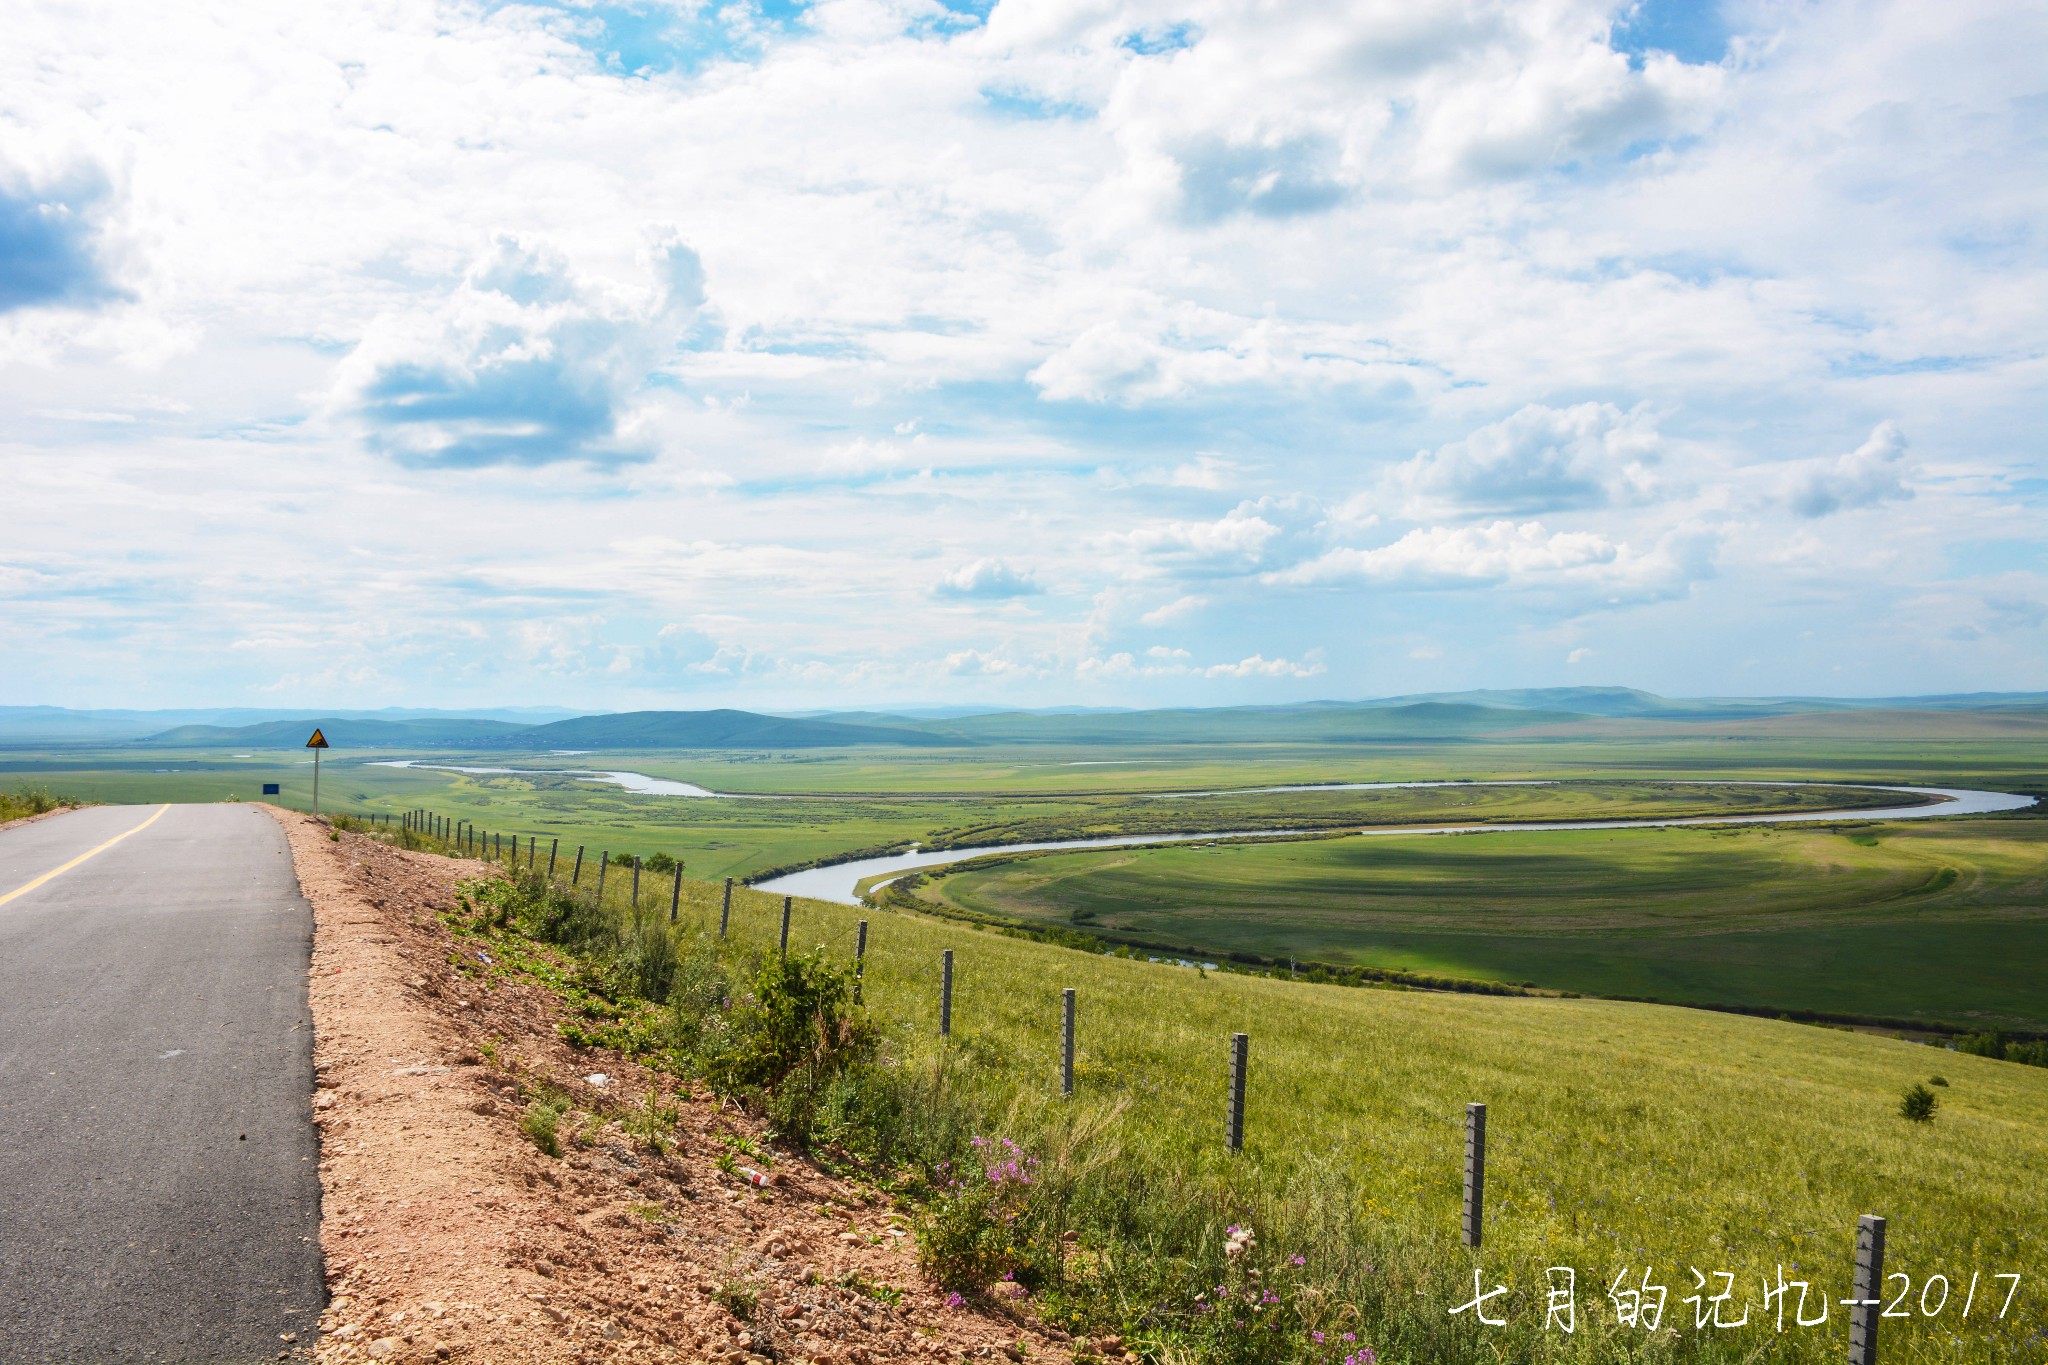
1 689 2043 750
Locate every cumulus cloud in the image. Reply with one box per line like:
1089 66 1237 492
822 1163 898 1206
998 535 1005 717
933 558 1042 600
1789 421 1912 518
1077 646 1325 680
1275 519 1618 586
338 233 706 469
1389 402 1665 516
0 163 123 313
1117 496 1326 576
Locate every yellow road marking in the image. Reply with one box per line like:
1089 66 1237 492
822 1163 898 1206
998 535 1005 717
0 805 171 908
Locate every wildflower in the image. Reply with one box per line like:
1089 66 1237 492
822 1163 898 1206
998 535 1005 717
1290 1255 1306 1267
944 1293 965 1308
1312 1331 1325 1344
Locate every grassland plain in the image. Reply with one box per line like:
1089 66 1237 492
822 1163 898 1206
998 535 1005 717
419 838 2048 1364
913 818 2048 1030
0 739 2017 879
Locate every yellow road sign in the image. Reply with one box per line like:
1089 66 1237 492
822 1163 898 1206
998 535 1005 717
305 728 329 749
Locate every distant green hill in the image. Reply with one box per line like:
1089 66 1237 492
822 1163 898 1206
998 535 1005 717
141 717 529 747
502 709 953 750
898 700 1586 745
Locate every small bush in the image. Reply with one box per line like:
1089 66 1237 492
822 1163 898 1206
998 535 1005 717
914 1136 1048 1293
706 949 876 1095
0 784 72 822
521 1092 573 1156
1899 1083 1939 1123
1929 1074 1948 1086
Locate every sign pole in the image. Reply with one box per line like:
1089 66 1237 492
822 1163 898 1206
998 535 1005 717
304 728 330 817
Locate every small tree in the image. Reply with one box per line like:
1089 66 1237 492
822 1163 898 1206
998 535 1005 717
1899 1083 1938 1123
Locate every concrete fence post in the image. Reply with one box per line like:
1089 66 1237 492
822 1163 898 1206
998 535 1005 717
719 878 733 938
854 919 868 1002
779 896 792 957
1226 1033 1248 1151
1463 1103 1487 1249
1850 1214 1886 1365
941 949 954 1037
1062 988 1076 1098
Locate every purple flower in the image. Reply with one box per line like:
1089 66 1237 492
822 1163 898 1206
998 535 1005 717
1312 1331 1324 1344
944 1292 964 1308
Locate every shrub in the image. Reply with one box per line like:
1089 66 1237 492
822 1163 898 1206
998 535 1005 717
522 1093 573 1156
705 949 875 1095
1956 1030 2008 1059
0 784 71 822
1899 1083 1939 1123
915 1136 1048 1293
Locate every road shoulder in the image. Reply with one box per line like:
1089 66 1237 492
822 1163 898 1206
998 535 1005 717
271 808 1059 1365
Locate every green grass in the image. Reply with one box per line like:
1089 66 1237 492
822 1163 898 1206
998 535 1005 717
0 785 70 822
445 840 2048 1362
918 820 2048 1029
2 737 2020 880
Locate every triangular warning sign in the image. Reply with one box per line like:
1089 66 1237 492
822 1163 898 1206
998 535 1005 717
305 728 330 749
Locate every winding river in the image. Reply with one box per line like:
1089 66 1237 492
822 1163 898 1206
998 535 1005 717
362 761 2034 907
753 783 2037 906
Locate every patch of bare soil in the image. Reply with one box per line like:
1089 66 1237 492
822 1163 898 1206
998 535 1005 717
270 807 1070 1365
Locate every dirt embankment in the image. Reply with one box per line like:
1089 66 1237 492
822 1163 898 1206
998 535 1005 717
272 808 1067 1365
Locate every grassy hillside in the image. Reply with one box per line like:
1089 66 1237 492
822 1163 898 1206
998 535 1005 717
501 708 955 750
141 716 530 747
432 834 2048 1363
913 818 2048 1029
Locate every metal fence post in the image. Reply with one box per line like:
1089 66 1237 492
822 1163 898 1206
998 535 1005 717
719 878 732 938
1062 989 1076 1098
854 919 868 1002
1850 1215 1886 1365
670 865 682 923
1226 1032 1248 1151
941 949 954 1037
779 896 792 957
1463 1103 1487 1249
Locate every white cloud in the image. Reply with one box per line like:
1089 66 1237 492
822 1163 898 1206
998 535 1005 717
1788 421 1913 518
1275 519 1619 587
1140 594 1208 625
1118 496 1325 576
1390 402 1666 516
933 558 1042 600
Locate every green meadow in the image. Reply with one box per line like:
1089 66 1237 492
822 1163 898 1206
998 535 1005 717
5 722 2042 1029
915 819 2048 1030
437 832 2048 1363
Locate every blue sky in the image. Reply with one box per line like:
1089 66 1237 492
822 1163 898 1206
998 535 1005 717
1 0 2044 710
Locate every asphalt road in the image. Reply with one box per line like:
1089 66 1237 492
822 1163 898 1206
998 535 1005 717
0 804 324 1363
